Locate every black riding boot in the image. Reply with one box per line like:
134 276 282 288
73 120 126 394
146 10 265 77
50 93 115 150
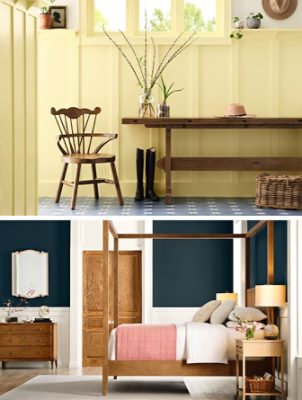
135 148 144 201
145 147 160 201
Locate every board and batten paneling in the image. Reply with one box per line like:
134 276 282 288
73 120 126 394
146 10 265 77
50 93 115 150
0 0 37 215
38 30 302 198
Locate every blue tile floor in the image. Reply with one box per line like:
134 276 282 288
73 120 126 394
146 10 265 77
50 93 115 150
39 197 302 216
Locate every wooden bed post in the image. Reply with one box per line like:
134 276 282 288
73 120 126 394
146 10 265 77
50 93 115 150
102 220 109 396
245 236 250 306
113 236 119 329
267 221 275 324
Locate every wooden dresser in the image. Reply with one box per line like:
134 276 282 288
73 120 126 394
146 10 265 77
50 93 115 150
0 323 57 368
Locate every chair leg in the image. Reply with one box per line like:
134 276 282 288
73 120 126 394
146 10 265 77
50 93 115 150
71 164 81 210
91 163 99 199
55 163 68 203
110 162 124 206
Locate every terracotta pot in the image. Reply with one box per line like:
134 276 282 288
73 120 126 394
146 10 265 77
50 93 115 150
39 13 53 29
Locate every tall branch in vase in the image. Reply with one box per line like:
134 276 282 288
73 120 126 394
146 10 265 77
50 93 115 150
103 15 197 117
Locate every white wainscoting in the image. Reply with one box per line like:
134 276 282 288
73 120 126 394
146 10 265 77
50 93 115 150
0 307 70 368
297 358 302 400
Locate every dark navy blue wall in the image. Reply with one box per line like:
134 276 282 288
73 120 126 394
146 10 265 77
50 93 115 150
0 221 70 307
153 221 233 307
248 221 287 287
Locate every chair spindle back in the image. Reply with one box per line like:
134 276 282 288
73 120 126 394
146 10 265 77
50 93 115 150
51 107 101 155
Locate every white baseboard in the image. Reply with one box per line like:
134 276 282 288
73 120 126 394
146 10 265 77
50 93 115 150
0 307 70 368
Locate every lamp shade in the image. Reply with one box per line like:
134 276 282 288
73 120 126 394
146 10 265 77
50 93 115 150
216 292 238 304
255 285 286 307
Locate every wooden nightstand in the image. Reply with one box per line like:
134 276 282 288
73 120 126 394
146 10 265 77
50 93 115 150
236 339 285 399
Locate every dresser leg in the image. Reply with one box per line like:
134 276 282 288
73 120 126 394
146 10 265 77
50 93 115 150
55 360 58 368
51 361 54 369
2 362 6 369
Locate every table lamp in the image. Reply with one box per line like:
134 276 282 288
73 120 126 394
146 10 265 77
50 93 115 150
255 284 286 339
216 292 238 304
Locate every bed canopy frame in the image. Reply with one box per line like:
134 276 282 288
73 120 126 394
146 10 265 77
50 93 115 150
101 220 277 395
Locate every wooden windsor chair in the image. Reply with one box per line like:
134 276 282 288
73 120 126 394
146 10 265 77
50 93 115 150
51 106 124 210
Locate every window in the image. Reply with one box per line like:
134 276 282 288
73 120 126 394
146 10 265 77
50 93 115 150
184 0 216 32
89 0 229 39
94 0 126 32
139 0 172 32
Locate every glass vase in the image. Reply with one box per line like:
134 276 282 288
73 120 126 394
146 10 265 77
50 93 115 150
157 103 170 118
245 327 255 340
139 92 155 118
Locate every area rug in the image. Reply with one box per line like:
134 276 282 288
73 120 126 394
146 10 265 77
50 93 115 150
0 375 190 399
184 377 236 399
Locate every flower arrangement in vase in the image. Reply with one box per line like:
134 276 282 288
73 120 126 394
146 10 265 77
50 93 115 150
103 13 197 118
2 289 35 322
233 314 259 340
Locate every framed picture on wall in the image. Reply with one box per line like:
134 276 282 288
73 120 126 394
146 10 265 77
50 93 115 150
50 6 67 29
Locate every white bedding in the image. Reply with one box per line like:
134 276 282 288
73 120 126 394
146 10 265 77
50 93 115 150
108 323 264 362
186 322 228 364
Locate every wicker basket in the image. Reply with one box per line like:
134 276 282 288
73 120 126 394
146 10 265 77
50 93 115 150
246 377 275 393
256 173 302 210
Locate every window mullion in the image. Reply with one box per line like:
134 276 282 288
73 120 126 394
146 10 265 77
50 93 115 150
127 0 137 36
174 0 184 34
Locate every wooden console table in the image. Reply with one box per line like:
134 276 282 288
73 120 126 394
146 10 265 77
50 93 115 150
122 117 302 204
0 322 57 369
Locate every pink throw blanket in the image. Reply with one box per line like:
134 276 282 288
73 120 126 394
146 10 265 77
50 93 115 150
116 324 176 360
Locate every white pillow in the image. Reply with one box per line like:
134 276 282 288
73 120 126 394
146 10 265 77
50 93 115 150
226 320 266 330
228 307 267 322
210 300 236 324
192 300 221 323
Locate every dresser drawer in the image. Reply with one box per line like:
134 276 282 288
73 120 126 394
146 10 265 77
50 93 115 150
0 335 51 346
0 346 52 359
0 324 51 335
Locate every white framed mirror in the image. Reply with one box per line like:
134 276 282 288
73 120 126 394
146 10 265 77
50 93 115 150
12 250 49 298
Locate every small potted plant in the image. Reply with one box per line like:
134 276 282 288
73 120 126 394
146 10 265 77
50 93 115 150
246 12 263 29
39 0 56 29
157 76 183 118
230 16 244 40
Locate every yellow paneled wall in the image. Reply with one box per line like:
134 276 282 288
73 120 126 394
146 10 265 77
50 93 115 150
0 0 37 215
38 30 302 198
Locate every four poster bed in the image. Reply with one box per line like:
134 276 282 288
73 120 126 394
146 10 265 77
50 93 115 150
101 220 277 395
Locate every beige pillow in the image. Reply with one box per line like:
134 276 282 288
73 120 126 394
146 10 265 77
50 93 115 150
210 300 236 324
192 300 221 323
228 307 267 322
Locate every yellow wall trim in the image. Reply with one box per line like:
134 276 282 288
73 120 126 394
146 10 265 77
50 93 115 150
0 0 37 215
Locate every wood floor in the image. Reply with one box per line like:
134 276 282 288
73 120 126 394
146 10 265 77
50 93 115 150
0 367 103 396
